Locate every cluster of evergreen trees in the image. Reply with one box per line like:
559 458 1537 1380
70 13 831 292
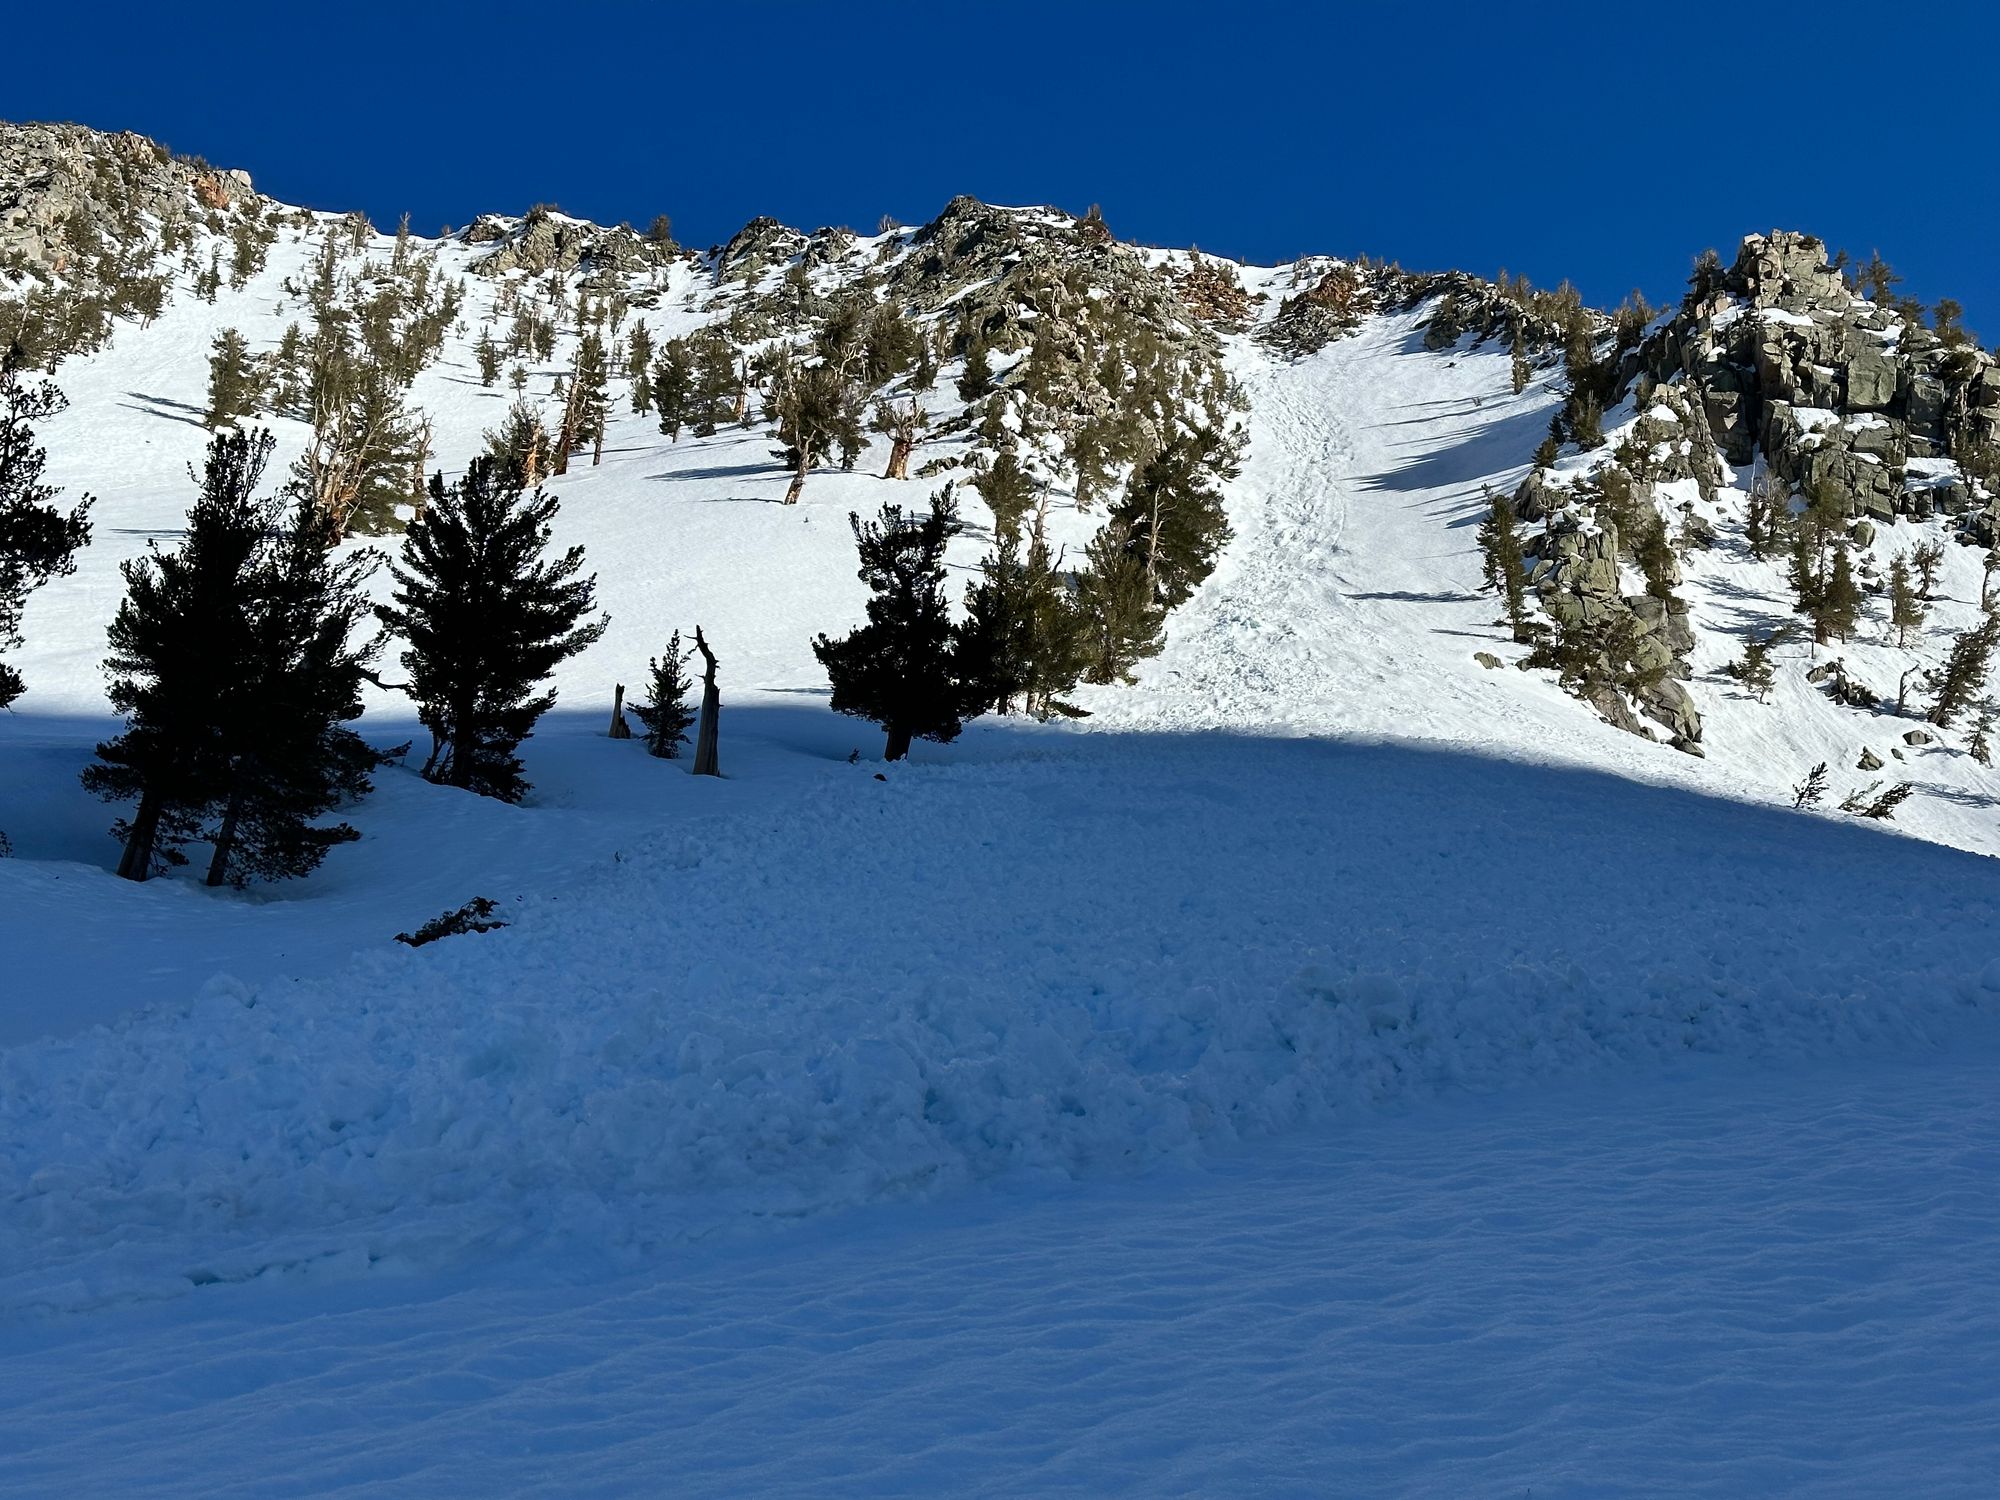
813 426 1237 758
75 420 605 883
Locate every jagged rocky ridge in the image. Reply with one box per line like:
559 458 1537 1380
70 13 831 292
1507 231 2000 751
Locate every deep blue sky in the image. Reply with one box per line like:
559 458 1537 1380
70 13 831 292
11 1 1998 337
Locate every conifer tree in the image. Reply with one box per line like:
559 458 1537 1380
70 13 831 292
199 485 383 886
1729 635 1776 702
83 432 275 880
1058 418 1112 515
205 328 259 429
862 304 920 387
872 399 928 480
1634 509 1679 605
1106 428 1238 608
631 631 698 758
483 399 551 488
1475 489 1529 639
0 345 94 715
573 331 611 465
812 490 982 760
1818 546 1863 644
1074 518 1165 684
972 447 1035 538
693 331 738 436
474 331 501 387
1970 701 1995 766
376 457 607 801
341 360 428 535
1889 554 1926 647
1928 617 2000 728
652 339 696 440
957 336 992 403
1912 538 1946 602
958 513 1087 719
769 363 858 505
626 321 654 388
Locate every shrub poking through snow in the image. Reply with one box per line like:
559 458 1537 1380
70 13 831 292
395 896 508 947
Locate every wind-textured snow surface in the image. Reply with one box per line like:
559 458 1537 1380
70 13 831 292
4 209 2000 1494
7 732 2000 1318
7 1051 1999 1497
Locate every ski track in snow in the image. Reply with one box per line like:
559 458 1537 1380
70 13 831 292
6 1052 1998 1498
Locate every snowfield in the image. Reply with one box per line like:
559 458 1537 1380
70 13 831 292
10 731 2000 1321
7 1049 1998 1498
4 210 2000 1495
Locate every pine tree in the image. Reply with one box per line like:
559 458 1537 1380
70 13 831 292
1928 617 2000 728
0 345 94 715
972 447 1035 538
1889 554 1926 647
342 359 428 535
1107 428 1238 609
199 485 383 887
631 630 698 759
1634 509 1678 605
956 336 992 404
693 331 738 436
1912 538 1946 601
1729 635 1776 702
1818 546 1863 644
872 399 928 480
652 339 695 440
769 363 858 505
1970 701 1995 766
958 513 1087 720
484 400 552 489
1475 489 1529 639
474 331 501 387
1074 518 1165 684
205 328 259 429
1744 476 1772 559
573 331 611 465
82 432 276 880
1066 416 1116 514
626 321 654 390
812 490 982 760
376 457 608 801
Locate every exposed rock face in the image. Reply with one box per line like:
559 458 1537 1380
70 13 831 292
1639 231 2000 534
715 214 809 285
463 209 669 279
1257 259 1380 358
0 120 253 275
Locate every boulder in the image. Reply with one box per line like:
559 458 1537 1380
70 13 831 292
1903 729 1933 746
1858 748 1884 771
1847 349 1898 410
1474 652 1504 670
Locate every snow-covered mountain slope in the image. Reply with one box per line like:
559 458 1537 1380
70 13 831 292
5 126 2000 1496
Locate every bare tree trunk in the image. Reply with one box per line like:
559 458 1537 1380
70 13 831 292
205 782 244 887
592 420 605 467
116 788 163 882
884 723 912 762
692 627 721 777
784 458 807 505
885 438 912 480
608 683 632 739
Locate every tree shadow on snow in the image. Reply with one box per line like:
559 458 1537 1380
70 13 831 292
118 391 208 428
